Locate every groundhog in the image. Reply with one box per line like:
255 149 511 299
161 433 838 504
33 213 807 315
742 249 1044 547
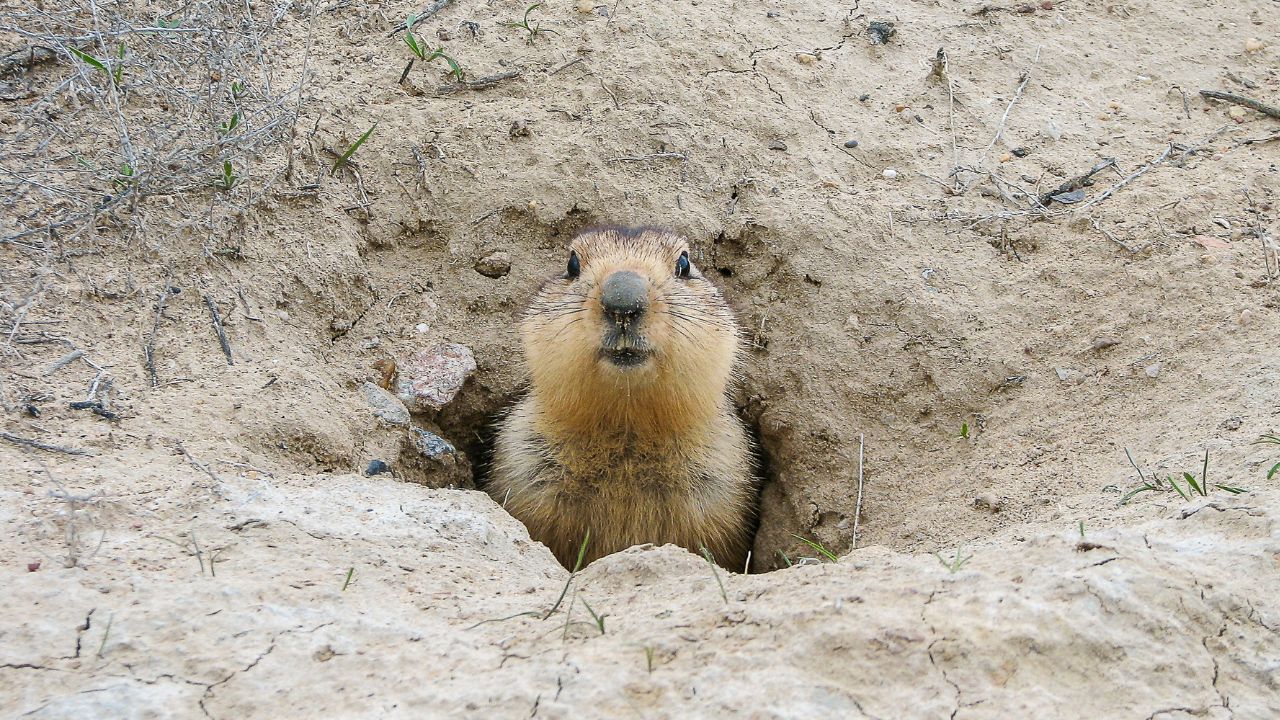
488 226 758 570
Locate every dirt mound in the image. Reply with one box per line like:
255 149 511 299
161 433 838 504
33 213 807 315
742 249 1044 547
1 0 1277 715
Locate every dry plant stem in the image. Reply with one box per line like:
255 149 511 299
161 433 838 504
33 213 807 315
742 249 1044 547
605 152 687 163
1 431 94 456
982 46 1041 163
388 0 454 37
853 433 865 548
145 281 169 386
202 293 234 365
43 349 84 376
1078 145 1172 210
435 70 522 95
176 440 223 489
1198 90 1280 119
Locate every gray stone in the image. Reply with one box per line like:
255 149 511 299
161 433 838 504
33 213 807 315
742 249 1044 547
361 381 410 426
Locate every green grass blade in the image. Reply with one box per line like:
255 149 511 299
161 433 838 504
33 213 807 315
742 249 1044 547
70 48 107 74
1268 462 1280 481
792 534 838 562
1124 447 1147 484
1214 484 1247 495
700 546 728 604
573 528 590 572
1182 472 1202 497
1201 450 1210 488
330 122 377 174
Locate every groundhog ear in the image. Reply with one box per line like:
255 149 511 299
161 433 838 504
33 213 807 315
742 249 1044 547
567 250 581 279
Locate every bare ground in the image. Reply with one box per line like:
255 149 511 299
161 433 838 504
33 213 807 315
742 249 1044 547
2 0 1278 716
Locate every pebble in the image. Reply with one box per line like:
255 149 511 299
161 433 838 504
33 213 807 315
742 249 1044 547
415 323 430 334
999 152 1012 163
365 459 391 476
843 139 859 148
361 381 410 426
395 342 477 412
767 139 788 151
475 251 512 278
409 427 457 461
1012 147 1029 157
867 20 896 45
1239 309 1252 326
1055 367 1081 383
973 494 1005 513
1144 362 1162 378
1244 37 1264 53
1221 416 1243 431
1227 106 1247 122
882 168 899 180
575 0 594 12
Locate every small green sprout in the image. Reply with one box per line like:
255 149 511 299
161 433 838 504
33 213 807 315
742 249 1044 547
506 3 557 45
342 567 354 591
960 422 970 439
934 545 971 574
215 160 238 191
330 122 377 174
114 163 135 192
218 113 240 137
1254 433 1280 481
644 646 656 673
1120 448 1246 505
231 80 246 99
402 17 463 80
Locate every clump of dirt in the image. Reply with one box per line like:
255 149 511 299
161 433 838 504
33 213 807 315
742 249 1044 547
2 0 1278 714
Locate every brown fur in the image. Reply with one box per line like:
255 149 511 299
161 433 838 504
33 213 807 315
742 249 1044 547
488 227 757 569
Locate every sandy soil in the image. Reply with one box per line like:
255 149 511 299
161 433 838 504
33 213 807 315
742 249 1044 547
1 0 1278 716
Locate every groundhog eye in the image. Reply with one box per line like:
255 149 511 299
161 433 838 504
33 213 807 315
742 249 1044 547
675 251 691 279
567 251 580 279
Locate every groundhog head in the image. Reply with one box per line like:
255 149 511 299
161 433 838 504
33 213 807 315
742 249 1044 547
521 226 741 427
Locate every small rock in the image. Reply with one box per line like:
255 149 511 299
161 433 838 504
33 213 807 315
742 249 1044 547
882 168 899 180
999 152 1012 163
361 381 410 426
365 459 391 476
575 0 594 12
973 494 1004 513
1055 367 1082 383
395 342 477 412
1090 337 1119 352
794 52 816 64
1244 37 1264 53
1239 309 1252 326
1220 416 1243 431
766 10 780 17
415 323 430 334
843 139 860 148
767 139 788 151
867 20 896 45
1144 362 1162 378
858 93 870 102
475 251 512 278
409 427 457 460
1011 147 1029 157
1227 106 1247 122
508 119 531 138
27 561 41 572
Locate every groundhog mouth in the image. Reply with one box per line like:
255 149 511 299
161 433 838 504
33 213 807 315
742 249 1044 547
599 347 652 368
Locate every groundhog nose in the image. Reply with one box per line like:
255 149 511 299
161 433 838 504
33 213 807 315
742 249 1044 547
601 271 649 320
